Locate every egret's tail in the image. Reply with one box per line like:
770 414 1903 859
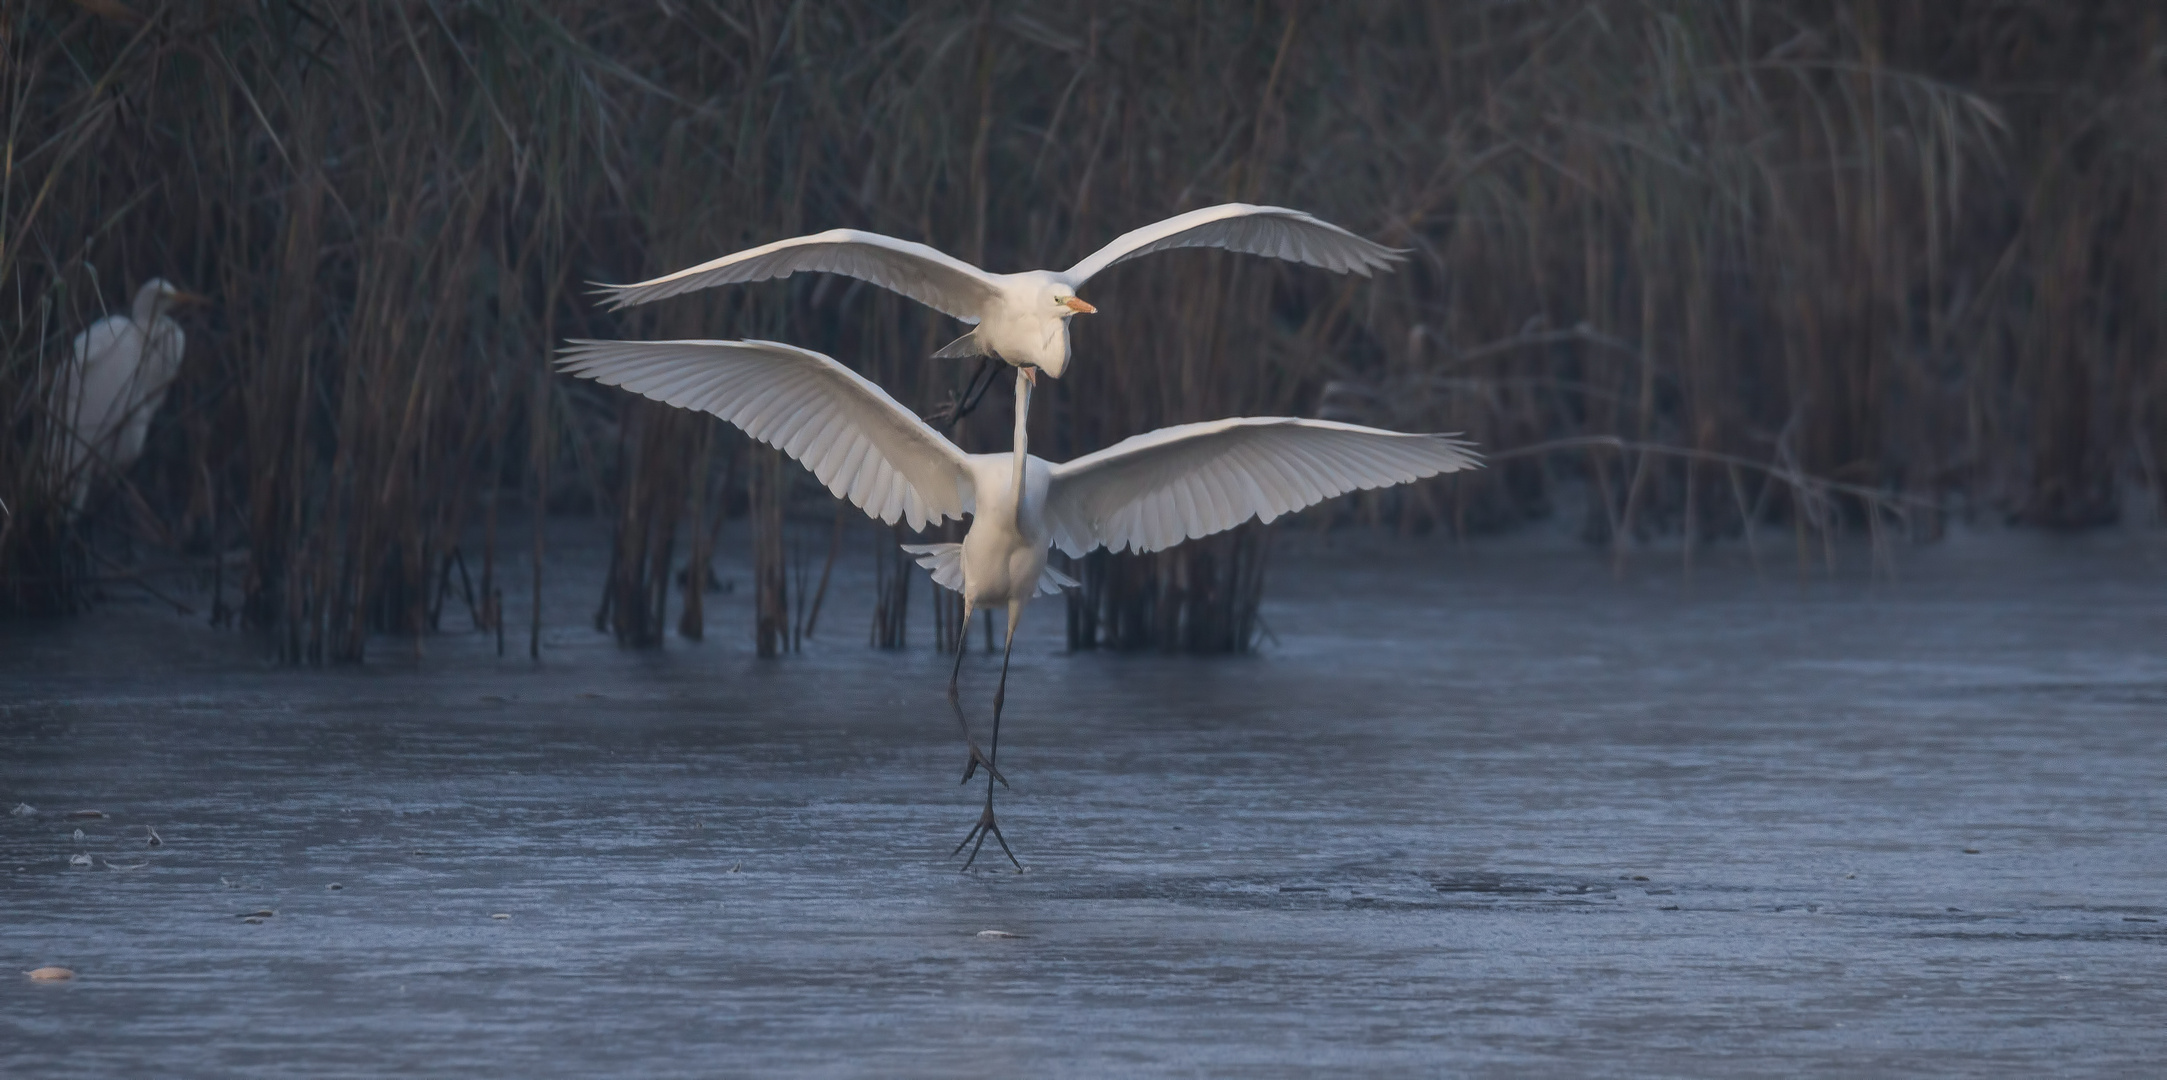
901 543 965 593
901 543 1079 597
931 330 986 360
1034 561 1079 596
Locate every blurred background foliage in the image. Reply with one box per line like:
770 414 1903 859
3 1 2162 656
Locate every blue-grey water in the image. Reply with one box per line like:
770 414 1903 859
3 526 2164 1076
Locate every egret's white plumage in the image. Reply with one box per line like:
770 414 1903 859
555 335 1477 869
590 203 1405 379
556 338 1479 613
54 279 197 514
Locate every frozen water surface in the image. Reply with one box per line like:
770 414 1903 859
3 527 2164 1076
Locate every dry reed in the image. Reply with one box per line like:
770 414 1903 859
2 2 2162 656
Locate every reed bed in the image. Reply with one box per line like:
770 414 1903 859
3 2 2162 655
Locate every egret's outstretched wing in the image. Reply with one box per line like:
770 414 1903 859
1044 418 1479 556
558 339 974 530
591 230 1004 319
1062 204 1407 284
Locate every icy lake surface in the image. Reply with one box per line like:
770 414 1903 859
4 528 2164 1076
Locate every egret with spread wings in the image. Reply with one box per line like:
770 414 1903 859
590 204 1405 415
556 338 1478 869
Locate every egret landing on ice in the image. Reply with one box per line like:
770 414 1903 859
555 338 1479 869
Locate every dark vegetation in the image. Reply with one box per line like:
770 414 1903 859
3 1 2162 655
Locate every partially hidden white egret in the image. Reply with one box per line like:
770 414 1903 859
54 278 203 516
590 203 1405 390
556 337 1480 870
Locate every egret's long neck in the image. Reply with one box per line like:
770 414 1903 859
131 284 165 326
1009 371 1032 513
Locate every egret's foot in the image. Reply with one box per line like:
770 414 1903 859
927 391 990 429
960 741 1009 788
953 794 1021 872
924 357 1002 430
923 396 967 429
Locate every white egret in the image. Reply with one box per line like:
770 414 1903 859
557 337 1480 869
54 278 203 515
590 203 1405 390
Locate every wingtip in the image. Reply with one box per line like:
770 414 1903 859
1418 431 1485 465
1361 245 1414 273
583 281 632 309
1342 243 1410 278
553 338 610 368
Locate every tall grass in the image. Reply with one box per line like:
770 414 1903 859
3 2 2162 653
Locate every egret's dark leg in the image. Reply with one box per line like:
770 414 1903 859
956 603 1024 871
955 357 1002 423
948 600 1005 787
930 357 1001 430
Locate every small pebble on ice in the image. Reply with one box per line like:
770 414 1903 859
68 854 92 868
25 967 74 981
491 913 511 920
975 930 1019 939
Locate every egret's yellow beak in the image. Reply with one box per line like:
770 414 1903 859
1062 297 1097 314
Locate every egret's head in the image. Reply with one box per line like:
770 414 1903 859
134 278 208 321
1045 282 1096 322
1031 284 1094 381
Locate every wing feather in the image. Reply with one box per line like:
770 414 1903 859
840 439 878 505
1192 467 1224 531
779 393 831 455
1045 418 1481 556
1143 496 1168 551
592 229 1004 320
802 414 844 477
1262 445 1325 506
1063 204 1408 284
557 339 974 531
1228 445 1278 516
1206 461 1242 530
